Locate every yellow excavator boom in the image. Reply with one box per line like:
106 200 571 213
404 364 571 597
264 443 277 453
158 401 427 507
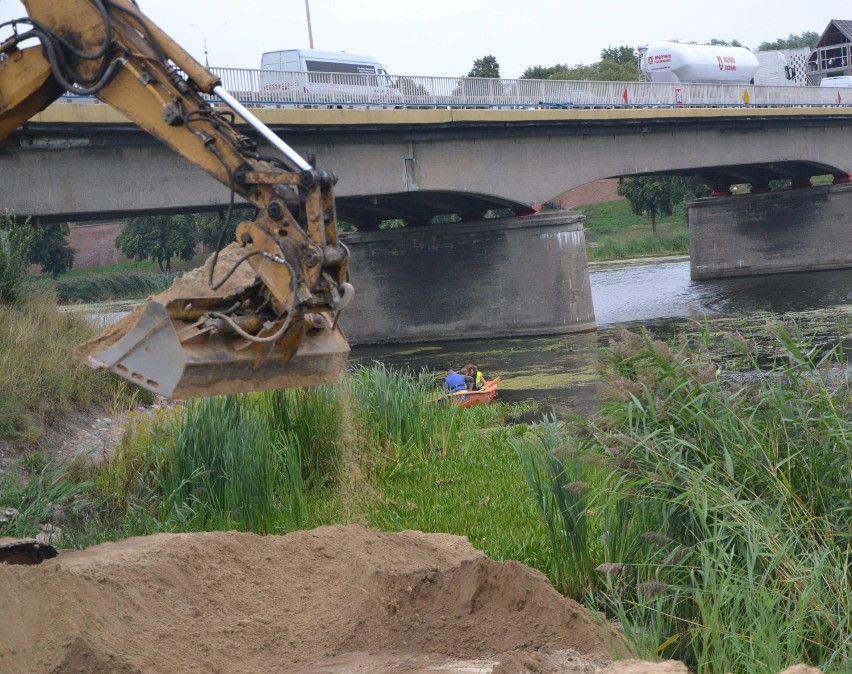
0 0 353 398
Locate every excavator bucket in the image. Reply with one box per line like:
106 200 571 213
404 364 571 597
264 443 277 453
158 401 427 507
74 244 350 399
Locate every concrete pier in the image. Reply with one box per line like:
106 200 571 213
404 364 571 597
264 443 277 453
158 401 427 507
689 185 852 280
339 211 595 344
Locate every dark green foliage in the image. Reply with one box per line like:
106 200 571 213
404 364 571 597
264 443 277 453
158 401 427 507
115 214 197 272
196 208 254 250
521 45 639 82
617 177 710 232
29 222 75 278
47 271 178 303
521 64 572 80
467 55 500 78
758 31 819 51
600 45 637 66
0 210 34 303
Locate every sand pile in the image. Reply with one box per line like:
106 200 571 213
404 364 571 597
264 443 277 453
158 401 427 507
0 525 619 674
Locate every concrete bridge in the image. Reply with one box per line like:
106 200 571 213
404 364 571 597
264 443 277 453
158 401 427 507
4 104 851 226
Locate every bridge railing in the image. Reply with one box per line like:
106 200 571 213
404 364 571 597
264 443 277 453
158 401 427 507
57 69 850 109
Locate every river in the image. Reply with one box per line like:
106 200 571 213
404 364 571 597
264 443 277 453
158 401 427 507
77 256 852 415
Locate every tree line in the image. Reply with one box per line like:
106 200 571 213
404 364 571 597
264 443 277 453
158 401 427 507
0 208 257 292
114 210 252 273
466 30 819 81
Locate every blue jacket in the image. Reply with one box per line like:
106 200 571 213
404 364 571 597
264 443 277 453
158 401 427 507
445 372 468 393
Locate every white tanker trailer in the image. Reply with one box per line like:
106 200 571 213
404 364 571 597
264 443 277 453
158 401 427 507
640 41 759 84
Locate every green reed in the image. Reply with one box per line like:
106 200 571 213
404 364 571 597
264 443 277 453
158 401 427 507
348 362 467 468
514 324 852 672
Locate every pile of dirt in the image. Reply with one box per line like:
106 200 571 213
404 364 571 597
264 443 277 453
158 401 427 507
0 525 619 673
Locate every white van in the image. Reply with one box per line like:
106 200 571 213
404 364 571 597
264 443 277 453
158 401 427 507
820 75 852 87
259 49 402 106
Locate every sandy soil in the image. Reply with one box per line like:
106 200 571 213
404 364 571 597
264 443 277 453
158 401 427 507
0 525 621 674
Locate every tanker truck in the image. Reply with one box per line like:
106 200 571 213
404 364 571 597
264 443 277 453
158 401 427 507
639 42 795 85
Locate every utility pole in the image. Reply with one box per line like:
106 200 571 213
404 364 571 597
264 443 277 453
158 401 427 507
304 0 314 48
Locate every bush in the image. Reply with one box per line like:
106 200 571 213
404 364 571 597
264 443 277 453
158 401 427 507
45 271 179 303
0 210 34 303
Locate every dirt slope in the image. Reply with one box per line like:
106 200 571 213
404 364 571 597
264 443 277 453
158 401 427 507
0 525 619 674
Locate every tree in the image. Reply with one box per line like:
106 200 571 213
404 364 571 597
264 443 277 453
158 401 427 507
520 45 640 82
195 208 254 251
116 214 198 272
708 38 744 48
28 222 75 278
758 31 819 51
467 55 499 78
0 210 34 303
600 45 636 66
617 176 709 232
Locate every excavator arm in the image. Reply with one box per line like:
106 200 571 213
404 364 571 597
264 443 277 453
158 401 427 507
0 0 353 398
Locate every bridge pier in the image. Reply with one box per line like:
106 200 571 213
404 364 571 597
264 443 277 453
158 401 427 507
689 185 852 280
339 211 595 345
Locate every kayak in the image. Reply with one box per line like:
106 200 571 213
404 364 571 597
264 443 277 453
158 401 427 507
447 377 501 408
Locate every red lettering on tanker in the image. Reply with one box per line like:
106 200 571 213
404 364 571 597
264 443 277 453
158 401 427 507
716 55 737 71
651 54 671 64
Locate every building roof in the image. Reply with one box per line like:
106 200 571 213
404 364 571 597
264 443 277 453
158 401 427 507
816 20 852 48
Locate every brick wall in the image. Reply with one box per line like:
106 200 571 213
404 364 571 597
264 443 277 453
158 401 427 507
68 222 130 269
549 178 622 209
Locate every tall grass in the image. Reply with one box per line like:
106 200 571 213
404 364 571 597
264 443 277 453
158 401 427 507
586 229 690 261
348 363 466 469
153 389 341 534
0 292 135 439
512 325 852 671
514 417 597 597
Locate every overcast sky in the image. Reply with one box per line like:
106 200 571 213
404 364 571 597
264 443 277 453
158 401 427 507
0 1 843 78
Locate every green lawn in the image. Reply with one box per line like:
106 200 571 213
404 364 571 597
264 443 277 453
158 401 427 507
574 199 690 260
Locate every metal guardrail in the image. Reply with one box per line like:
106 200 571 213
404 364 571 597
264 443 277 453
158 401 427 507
58 68 852 110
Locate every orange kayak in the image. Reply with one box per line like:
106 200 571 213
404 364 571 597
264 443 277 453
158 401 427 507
447 377 501 408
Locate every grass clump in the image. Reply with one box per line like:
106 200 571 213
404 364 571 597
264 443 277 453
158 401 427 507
512 324 852 672
29 271 179 304
348 363 467 469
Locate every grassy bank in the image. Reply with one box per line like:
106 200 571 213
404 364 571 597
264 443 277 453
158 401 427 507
0 293 141 442
576 200 689 260
27 271 179 304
